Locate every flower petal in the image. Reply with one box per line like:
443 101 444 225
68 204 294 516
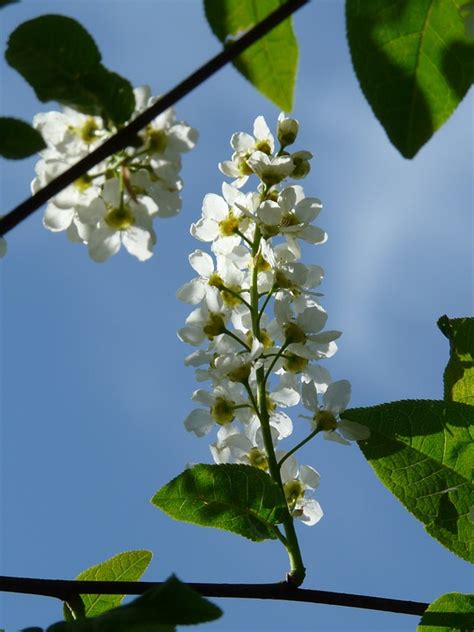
323 380 351 414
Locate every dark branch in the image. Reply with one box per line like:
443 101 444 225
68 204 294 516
0 0 308 236
0 575 428 616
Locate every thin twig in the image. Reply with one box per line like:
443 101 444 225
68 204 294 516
0 0 309 236
0 575 429 616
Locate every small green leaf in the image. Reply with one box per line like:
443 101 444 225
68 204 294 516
345 400 474 561
417 592 474 631
346 0 474 158
0 117 45 158
152 464 286 541
204 0 298 111
63 550 152 620
0 0 18 8
5 15 135 124
438 316 474 406
48 575 221 631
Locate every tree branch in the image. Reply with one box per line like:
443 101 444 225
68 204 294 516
0 0 308 237
0 575 428 616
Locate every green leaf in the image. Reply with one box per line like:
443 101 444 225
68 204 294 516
204 0 298 111
346 0 474 158
0 117 45 159
417 592 474 631
48 575 221 631
5 15 135 124
0 0 18 8
63 550 153 621
152 464 286 542
345 400 474 561
438 316 474 406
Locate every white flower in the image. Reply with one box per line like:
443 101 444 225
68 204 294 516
177 249 245 306
275 300 341 360
301 380 370 444
257 185 326 248
79 179 157 262
219 115 275 188
31 85 196 262
137 86 198 160
280 454 323 526
184 384 248 437
246 151 294 186
178 295 228 346
190 182 251 254
33 108 107 157
31 155 103 239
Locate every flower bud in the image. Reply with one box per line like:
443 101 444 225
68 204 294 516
291 151 312 179
277 113 299 147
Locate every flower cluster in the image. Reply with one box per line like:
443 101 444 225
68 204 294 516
178 114 369 527
31 86 197 262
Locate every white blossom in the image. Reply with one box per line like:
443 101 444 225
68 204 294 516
301 380 370 444
31 85 196 262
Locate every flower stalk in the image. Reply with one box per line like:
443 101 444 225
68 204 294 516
178 113 369 584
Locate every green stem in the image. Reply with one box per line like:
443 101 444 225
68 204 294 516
243 381 260 416
263 341 289 385
236 229 254 248
278 428 321 469
222 328 251 352
257 286 275 325
249 225 306 586
220 285 252 311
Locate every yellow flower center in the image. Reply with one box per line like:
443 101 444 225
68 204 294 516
284 322 307 345
315 410 337 431
218 213 240 237
283 353 308 373
147 128 168 153
79 118 100 143
237 157 253 176
248 448 268 471
105 205 135 230
255 254 271 273
74 174 93 192
211 397 235 425
227 363 251 383
221 284 242 308
281 212 300 227
255 139 272 155
208 273 224 288
284 479 305 507
203 313 226 338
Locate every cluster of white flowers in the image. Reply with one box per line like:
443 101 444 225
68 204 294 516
31 86 197 262
178 114 369 527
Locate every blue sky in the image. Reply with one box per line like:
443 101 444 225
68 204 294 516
1 1 472 630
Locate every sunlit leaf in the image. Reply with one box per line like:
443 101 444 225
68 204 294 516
346 0 474 158
152 463 286 541
204 0 298 110
438 315 474 406
63 550 153 620
417 592 474 631
345 400 474 561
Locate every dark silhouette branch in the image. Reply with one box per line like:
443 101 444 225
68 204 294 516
0 0 308 237
0 575 428 616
